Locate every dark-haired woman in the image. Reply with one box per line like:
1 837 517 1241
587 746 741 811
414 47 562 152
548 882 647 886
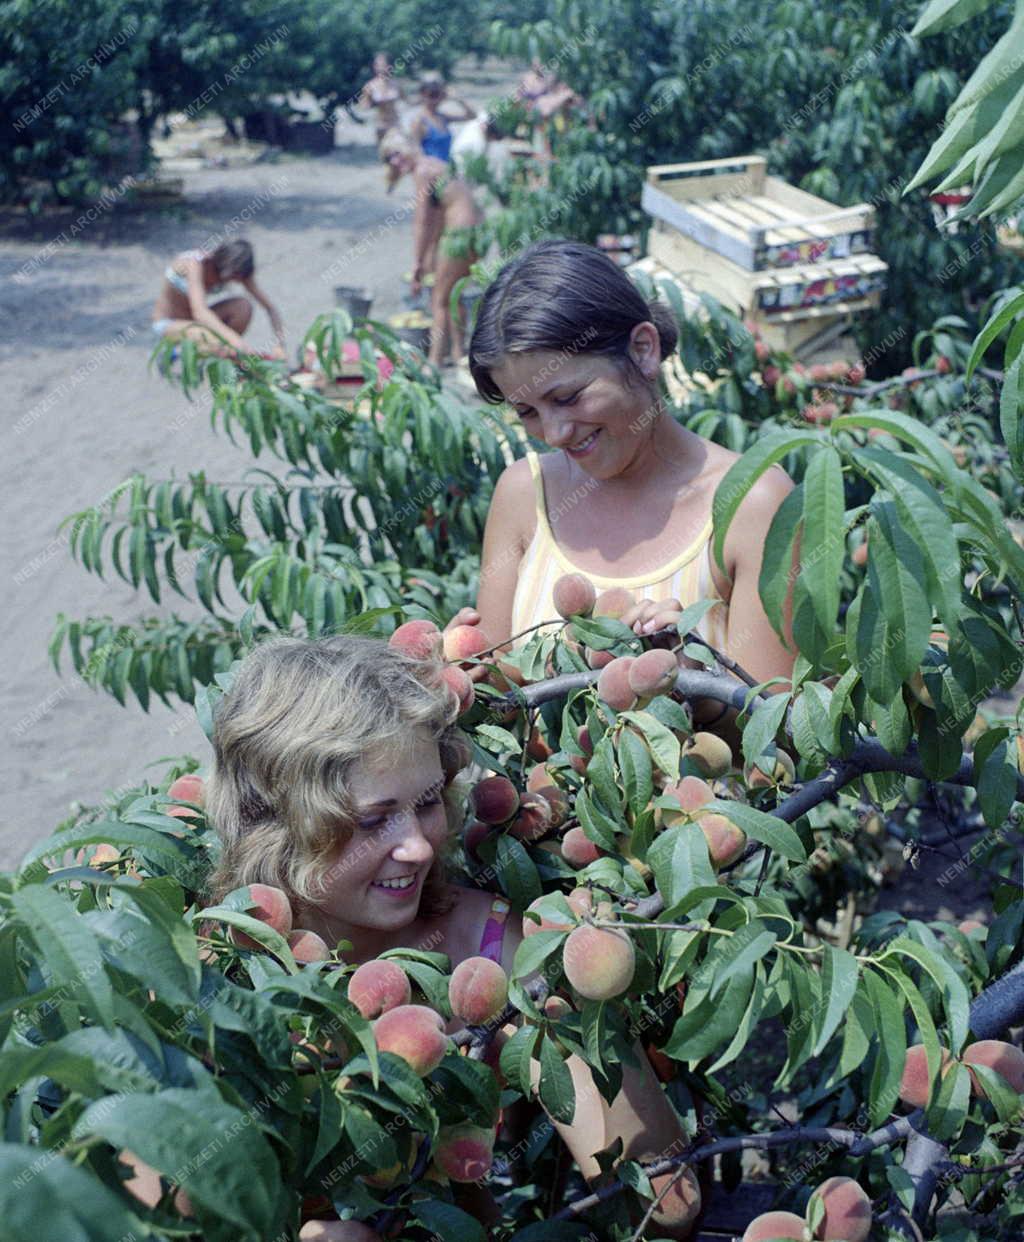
452 240 795 723
151 239 285 358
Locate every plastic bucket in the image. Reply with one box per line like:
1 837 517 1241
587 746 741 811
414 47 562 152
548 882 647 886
334 286 373 319
395 325 432 352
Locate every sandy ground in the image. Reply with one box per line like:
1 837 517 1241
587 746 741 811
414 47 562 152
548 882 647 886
0 61 520 869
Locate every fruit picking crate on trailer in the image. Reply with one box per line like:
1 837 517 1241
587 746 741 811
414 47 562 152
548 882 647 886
641 155 887 346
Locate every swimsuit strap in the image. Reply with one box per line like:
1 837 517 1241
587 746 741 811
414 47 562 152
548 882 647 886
477 896 510 962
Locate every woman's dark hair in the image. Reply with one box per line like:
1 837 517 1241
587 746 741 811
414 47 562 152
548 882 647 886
211 238 254 280
468 239 679 403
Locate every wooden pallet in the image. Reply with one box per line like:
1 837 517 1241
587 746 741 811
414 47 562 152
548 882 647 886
643 156 875 271
647 220 886 320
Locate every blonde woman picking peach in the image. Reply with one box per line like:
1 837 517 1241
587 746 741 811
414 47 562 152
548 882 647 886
206 635 700 1239
449 239 795 726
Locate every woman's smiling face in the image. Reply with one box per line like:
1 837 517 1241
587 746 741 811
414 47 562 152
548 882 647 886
490 327 661 479
313 728 448 937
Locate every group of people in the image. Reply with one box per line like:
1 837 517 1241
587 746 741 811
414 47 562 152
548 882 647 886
193 233 796 1238
149 56 586 370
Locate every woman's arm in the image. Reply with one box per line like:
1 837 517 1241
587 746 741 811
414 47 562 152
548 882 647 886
240 276 286 348
443 97 477 121
184 260 249 351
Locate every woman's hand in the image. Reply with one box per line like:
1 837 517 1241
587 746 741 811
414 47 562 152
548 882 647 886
444 607 481 633
622 598 684 638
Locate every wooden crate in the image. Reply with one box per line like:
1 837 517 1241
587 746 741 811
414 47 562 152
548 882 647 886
647 220 886 321
642 156 875 271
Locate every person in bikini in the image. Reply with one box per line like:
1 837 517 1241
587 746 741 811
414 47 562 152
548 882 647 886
359 53 403 146
205 634 700 1240
409 73 475 166
381 130 483 367
151 239 285 359
447 239 796 733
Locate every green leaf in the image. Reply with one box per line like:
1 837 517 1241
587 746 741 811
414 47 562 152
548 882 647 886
493 834 543 909
813 946 860 1057
648 823 717 910
411 1199 487 1242
194 904 299 973
1000 350 1024 483
863 969 908 1127
705 799 807 863
500 1023 541 1098
618 726 654 816
966 289 1024 380
0 1144 144 1242
664 968 755 1062
73 1088 279 1234
800 446 845 635
574 787 621 851
708 962 767 1073
712 428 821 570
741 693 791 766
791 682 835 764
759 484 803 642
512 929 566 980
10 885 114 1028
977 737 1017 831
885 936 971 1051
912 0 994 39
619 710 681 778
587 734 622 812
538 1034 576 1123
928 1059 972 1142
710 919 776 998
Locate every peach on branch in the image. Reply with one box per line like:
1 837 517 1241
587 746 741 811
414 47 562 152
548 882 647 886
957 919 984 935
526 762 558 793
741 1211 807 1242
299 1222 383 1241
389 618 443 660
628 648 678 699
562 924 635 1000
566 887 594 919
649 1165 701 1229
561 826 603 868
167 773 204 806
441 728 473 784
289 930 332 962
449 956 509 1025
745 749 796 789
851 539 869 567
597 656 638 711
443 624 491 666
543 994 574 1020
660 775 714 826
472 776 520 825
683 731 733 778
526 727 554 762
593 586 636 619
571 725 594 774
553 572 597 620
373 1004 449 1076
586 646 615 670
962 1039 1024 1097
807 1175 872 1242
231 883 294 949
846 363 866 384
441 664 475 714
898 1044 953 1109
433 1123 495 1182
695 810 746 869
463 820 492 861
509 791 554 842
522 894 576 937
347 959 412 1019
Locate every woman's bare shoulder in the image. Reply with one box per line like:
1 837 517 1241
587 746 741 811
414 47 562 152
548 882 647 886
435 884 507 966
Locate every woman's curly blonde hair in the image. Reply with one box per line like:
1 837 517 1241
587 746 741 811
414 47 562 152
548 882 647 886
205 634 463 920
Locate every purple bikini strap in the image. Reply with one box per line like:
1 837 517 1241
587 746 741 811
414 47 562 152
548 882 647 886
478 897 510 962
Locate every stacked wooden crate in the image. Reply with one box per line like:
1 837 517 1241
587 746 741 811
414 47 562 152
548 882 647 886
641 155 887 354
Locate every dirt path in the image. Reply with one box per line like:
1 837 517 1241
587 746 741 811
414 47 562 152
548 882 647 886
0 61 520 868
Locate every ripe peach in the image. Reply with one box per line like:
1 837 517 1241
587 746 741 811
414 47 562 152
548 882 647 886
585 646 615 670
372 1004 449 1076
661 775 714 825
561 826 603 868
593 587 636 619
347 959 412 1019
745 749 796 789
741 1211 807 1242
935 354 952 375
231 883 294 949
553 572 597 620
962 1040 1024 1097
167 774 204 806
289 930 332 963
543 994 574 1020
562 924 635 1000
762 363 781 387
389 619 443 660
433 1123 494 1182
566 887 594 919
846 363 865 384
597 656 637 711
522 895 576 937
628 648 678 698
649 1165 701 1228
535 783 568 826
684 731 733 778
808 1175 872 1242
804 401 838 424
121 1149 193 1215
441 728 473 784
898 1043 953 1109
443 625 490 665
509 791 554 842
441 664 475 713
299 1221 382 1241
957 919 984 935
463 820 491 861
754 340 770 362
695 810 746 869
526 763 558 793
472 776 520 825
851 540 868 567
449 956 509 1025
526 727 554 763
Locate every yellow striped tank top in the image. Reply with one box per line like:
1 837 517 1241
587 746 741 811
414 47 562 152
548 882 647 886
510 451 729 648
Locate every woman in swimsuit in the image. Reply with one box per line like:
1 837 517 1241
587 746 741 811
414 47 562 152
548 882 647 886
381 131 482 367
448 239 796 732
409 73 475 166
207 634 700 1239
151 238 286 359
359 53 403 146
